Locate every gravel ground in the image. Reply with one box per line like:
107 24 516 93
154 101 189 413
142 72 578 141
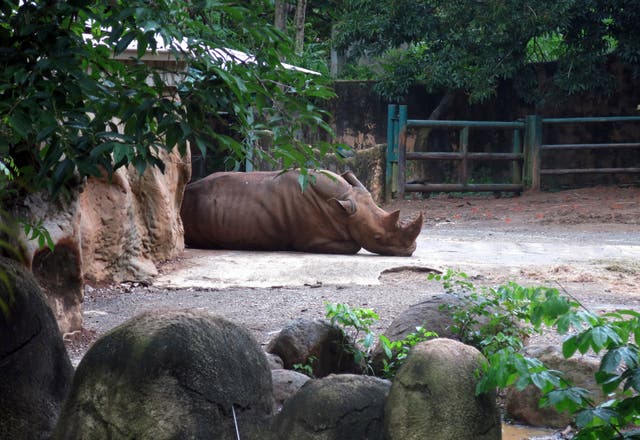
64 186 640 368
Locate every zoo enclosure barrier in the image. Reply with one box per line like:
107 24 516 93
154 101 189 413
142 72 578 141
386 105 640 200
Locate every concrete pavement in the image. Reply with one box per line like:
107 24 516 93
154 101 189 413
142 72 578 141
154 224 640 289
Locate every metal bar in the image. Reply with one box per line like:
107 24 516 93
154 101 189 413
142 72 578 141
385 104 397 201
542 116 640 124
397 105 408 198
406 152 523 161
459 127 469 185
405 183 524 192
512 128 522 185
540 167 640 175
541 142 640 150
407 119 525 129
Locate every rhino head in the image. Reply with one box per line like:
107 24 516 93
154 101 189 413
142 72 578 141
330 172 423 256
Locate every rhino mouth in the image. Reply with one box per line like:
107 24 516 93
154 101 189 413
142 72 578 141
362 238 418 257
372 242 417 257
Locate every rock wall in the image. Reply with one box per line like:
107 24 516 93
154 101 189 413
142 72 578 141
80 148 190 285
13 147 191 333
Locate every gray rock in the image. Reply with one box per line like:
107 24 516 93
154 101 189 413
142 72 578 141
267 352 285 369
272 374 391 440
53 310 274 440
272 369 310 412
0 256 74 440
266 318 361 377
384 338 501 440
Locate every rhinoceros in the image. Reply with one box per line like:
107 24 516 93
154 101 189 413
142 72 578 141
180 170 423 256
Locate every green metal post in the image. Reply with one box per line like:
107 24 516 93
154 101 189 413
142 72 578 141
512 128 522 185
524 115 543 190
397 105 408 198
386 104 397 201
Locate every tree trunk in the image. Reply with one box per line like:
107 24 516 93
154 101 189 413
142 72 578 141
294 0 307 55
274 0 289 32
413 91 456 183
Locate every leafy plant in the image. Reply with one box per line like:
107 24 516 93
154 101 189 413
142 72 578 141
325 302 436 377
379 326 437 378
430 270 640 439
293 355 318 378
430 269 539 354
21 221 54 252
325 302 379 371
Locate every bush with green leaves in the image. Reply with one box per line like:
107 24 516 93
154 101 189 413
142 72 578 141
1 0 338 202
378 326 437 379
324 302 435 377
325 302 379 373
430 270 640 440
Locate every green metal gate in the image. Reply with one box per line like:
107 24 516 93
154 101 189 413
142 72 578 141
387 105 640 199
526 115 640 190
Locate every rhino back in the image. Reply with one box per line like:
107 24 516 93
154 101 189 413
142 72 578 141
181 171 358 252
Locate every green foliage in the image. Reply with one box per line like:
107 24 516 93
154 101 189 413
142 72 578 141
293 355 318 378
325 302 379 369
334 0 640 105
21 221 54 252
430 270 640 439
0 0 338 200
325 302 435 377
379 326 436 379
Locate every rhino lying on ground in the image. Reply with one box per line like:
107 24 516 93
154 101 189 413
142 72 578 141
180 170 423 256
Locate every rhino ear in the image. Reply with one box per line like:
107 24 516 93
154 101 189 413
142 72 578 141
385 210 401 228
330 198 357 215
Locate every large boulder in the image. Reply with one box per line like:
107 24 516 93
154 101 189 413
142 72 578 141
272 374 391 440
53 310 274 440
0 256 74 440
266 318 361 377
506 344 603 428
384 338 501 440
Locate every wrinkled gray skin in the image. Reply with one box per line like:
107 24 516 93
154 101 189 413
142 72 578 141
181 170 423 256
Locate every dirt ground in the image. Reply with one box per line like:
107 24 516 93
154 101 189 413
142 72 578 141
386 185 640 228
65 186 640 364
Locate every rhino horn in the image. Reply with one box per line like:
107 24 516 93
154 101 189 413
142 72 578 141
402 212 423 240
341 171 367 190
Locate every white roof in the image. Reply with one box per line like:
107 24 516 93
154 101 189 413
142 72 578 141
85 33 320 75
